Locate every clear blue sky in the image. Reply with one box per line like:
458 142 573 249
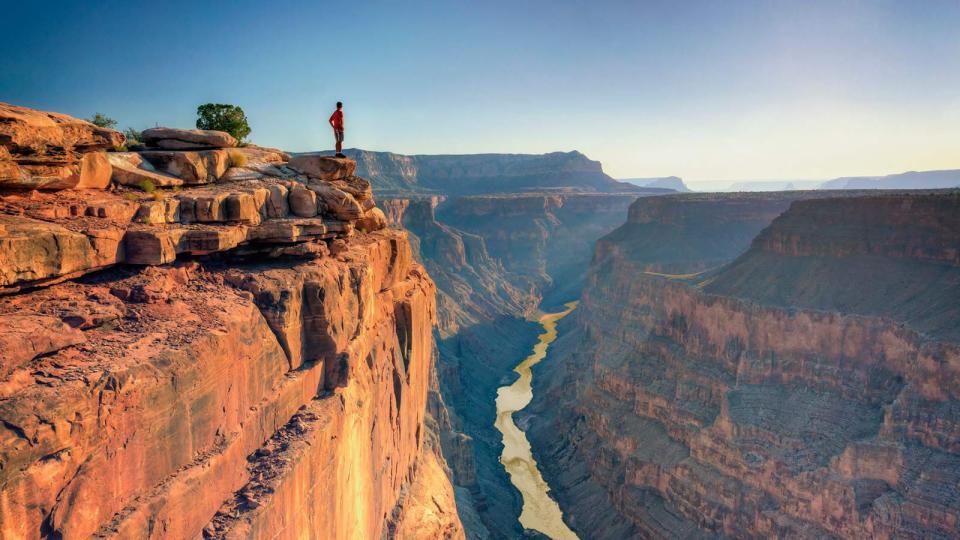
2 0 958 182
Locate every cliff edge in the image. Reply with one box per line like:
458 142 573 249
0 103 464 540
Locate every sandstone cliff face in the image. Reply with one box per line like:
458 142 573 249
527 191 960 539
707 192 960 341
381 191 646 538
0 104 462 540
597 191 861 275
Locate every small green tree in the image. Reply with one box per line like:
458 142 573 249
123 127 143 145
89 113 117 129
196 103 251 142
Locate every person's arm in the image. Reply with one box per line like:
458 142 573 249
329 112 336 128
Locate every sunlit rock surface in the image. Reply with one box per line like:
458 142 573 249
0 103 463 540
527 190 960 539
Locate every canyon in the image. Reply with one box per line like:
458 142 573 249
286 150 960 539
3 101 958 540
525 191 960 538
341 148 670 538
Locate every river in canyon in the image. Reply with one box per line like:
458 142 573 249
494 301 579 540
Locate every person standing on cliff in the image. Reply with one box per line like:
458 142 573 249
329 101 345 158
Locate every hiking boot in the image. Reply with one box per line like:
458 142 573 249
335 153 346 158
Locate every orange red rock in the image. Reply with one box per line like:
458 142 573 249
0 102 123 190
0 102 462 539
527 191 960 539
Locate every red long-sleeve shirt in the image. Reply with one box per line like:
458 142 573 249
329 109 344 129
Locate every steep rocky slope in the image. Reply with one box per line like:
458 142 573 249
706 192 960 341
0 103 463 539
527 191 960 539
380 189 649 537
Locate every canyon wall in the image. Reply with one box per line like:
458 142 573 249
527 191 960 538
376 160 662 538
0 104 463 539
321 149 664 197
378 177 651 537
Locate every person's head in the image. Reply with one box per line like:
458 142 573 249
336 101 343 110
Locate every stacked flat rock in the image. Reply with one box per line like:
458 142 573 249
0 102 389 294
288 155 356 181
0 102 124 190
141 127 238 150
132 128 242 184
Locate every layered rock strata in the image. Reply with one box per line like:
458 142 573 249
382 192 648 538
527 191 960 539
0 104 462 539
320 148 667 196
0 102 124 190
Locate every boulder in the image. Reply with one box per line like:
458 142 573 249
266 184 290 218
307 180 363 221
0 102 124 191
73 152 113 189
0 102 124 154
289 187 319 217
357 207 387 232
1 160 76 190
141 127 237 149
329 175 373 203
108 153 185 187
138 149 229 184
287 155 355 181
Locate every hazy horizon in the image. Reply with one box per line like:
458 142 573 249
3 0 958 183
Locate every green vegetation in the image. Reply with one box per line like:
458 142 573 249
138 179 157 193
88 113 117 129
196 103 251 142
124 127 143 145
228 149 248 167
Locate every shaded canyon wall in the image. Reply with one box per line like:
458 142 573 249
526 191 960 539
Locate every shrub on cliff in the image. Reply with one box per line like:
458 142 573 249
228 149 248 167
196 103 251 143
88 112 117 129
124 127 143 145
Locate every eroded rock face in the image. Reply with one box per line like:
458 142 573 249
707 192 960 341
139 149 230 184
0 104 462 540
0 103 123 190
382 192 649 537
288 155 356 181
0 234 461 540
337 148 658 196
142 127 238 149
107 152 186 187
526 191 960 539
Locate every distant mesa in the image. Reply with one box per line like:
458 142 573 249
724 180 821 191
620 176 690 192
820 169 960 190
303 148 672 197
696 170 960 192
